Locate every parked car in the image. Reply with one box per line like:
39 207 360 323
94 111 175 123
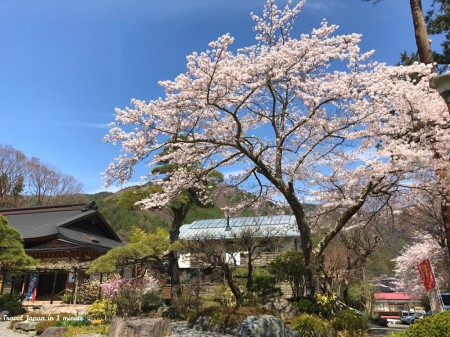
404 312 424 325
400 311 416 324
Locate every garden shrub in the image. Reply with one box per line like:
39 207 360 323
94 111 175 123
100 274 161 317
291 314 334 337
141 290 161 312
315 293 338 318
297 298 314 313
251 269 281 301
76 279 100 304
0 293 25 316
331 310 368 337
61 324 110 337
387 311 450 337
87 299 117 321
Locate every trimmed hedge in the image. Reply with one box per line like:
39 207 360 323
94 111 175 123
387 311 450 337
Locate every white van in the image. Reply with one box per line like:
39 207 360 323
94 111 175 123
400 311 416 324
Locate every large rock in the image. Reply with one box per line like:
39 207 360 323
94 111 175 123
157 306 180 319
237 315 297 337
263 298 297 319
192 316 213 332
109 317 172 337
0 310 9 321
13 320 38 332
40 327 68 337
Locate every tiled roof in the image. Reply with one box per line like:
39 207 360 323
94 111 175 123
57 227 123 250
179 215 300 240
374 292 414 300
3 208 96 239
1 203 122 249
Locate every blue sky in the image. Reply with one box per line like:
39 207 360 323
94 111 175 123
0 0 439 193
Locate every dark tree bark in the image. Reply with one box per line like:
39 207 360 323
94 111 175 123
410 0 434 64
168 204 190 300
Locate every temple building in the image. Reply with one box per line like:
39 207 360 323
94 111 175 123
0 202 122 301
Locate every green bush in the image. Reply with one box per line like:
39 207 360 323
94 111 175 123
297 298 314 313
141 290 161 312
315 293 338 318
61 324 110 337
331 310 368 337
0 293 25 316
76 279 100 304
251 269 281 301
387 311 450 337
290 314 334 337
87 299 117 321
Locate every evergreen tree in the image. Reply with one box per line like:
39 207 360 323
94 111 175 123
0 215 35 293
426 0 450 65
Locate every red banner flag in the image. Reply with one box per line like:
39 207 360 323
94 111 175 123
416 259 436 292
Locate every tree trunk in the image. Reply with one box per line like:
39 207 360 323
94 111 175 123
442 199 450 260
168 205 189 300
410 0 433 64
222 263 244 307
408 0 450 266
0 269 6 294
284 191 315 300
246 248 254 292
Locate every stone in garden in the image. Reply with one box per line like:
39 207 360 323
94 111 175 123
109 317 172 337
0 310 9 320
263 298 297 319
40 326 68 337
192 316 213 331
73 334 107 337
237 315 297 337
14 320 38 332
157 306 180 319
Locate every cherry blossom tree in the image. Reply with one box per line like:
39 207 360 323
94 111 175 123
393 236 449 297
103 0 448 296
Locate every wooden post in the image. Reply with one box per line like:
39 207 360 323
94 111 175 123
21 271 28 295
0 269 6 294
50 270 58 304
98 273 103 299
10 275 16 294
72 268 78 304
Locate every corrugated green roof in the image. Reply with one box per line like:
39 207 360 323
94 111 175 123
179 215 300 240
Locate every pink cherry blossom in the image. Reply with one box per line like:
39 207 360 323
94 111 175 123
103 0 449 294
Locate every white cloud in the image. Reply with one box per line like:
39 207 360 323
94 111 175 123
222 169 247 179
70 121 110 129
86 180 143 194
304 1 346 13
